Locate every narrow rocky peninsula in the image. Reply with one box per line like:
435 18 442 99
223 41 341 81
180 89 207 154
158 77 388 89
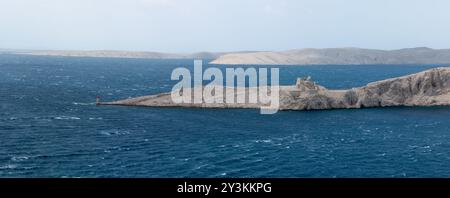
101 67 450 111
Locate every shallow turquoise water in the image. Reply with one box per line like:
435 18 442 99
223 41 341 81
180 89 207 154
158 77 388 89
1 54 449 177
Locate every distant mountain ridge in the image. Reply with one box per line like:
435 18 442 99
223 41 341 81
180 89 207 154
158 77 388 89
3 47 450 65
210 47 450 65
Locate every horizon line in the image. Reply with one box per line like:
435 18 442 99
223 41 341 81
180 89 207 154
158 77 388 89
1 46 448 54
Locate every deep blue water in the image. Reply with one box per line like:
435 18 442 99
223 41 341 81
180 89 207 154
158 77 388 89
1 54 450 178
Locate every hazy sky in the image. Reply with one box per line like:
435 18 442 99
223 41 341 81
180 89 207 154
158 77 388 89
1 0 450 52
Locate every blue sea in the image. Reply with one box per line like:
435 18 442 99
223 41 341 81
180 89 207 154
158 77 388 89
1 54 450 178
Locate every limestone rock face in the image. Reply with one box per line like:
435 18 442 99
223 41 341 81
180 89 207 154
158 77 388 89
356 67 450 107
102 67 450 111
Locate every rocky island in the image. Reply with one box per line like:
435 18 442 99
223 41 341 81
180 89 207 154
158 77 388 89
101 67 450 111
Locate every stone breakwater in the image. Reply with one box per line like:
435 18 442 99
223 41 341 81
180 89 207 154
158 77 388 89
101 67 450 111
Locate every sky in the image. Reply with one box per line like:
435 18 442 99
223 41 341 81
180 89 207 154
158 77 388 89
1 0 450 53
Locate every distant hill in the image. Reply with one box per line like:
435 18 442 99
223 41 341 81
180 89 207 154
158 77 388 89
210 47 450 65
0 49 230 60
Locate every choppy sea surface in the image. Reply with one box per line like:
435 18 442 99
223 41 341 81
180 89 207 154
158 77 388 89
1 54 450 178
